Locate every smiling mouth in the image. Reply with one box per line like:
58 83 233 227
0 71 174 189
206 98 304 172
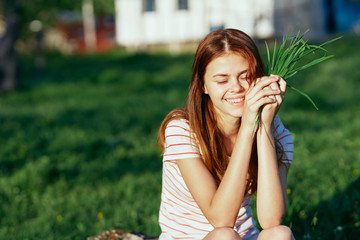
226 97 244 103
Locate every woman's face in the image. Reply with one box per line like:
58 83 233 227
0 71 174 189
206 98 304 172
203 52 250 122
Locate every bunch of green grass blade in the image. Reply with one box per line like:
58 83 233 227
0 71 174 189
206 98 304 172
254 30 341 132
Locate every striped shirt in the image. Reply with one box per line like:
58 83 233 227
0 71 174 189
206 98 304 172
159 115 293 239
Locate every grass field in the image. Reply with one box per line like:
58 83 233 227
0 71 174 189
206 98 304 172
1 34 359 239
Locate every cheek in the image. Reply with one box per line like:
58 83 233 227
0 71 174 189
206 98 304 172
207 85 226 98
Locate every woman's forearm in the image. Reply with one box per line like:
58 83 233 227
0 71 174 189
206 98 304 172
256 125 286 229
206 125 255 227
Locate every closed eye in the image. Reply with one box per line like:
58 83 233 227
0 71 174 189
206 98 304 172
217 80 228 84
214 76 228 84
239 72 248 80
213 75 229 84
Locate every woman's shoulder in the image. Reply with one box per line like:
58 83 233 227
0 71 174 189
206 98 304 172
158 108 189 150
164 108 191 130
273 115 287 131
162 117 201 161
273 115 282 128
273 115 292 140
167 118 189 127
165 118 192 135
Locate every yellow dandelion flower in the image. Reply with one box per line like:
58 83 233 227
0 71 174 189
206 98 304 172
287 188 291 195
353 169 359 176
97 212 103 219
56 215 63 222
299 210 307 219
350 141 356 148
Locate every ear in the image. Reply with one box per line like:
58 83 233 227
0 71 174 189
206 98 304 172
203 84 208 94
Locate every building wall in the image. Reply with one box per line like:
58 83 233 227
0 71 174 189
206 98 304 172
205 0 259 36
115 0 328 49
115 0 208 48
115 0 277 48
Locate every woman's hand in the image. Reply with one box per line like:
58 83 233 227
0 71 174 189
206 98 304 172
260 75 286 127
241 75 284 130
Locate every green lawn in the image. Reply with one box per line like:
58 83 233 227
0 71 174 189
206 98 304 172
1 35 359 239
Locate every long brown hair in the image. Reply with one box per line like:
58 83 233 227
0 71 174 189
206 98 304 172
158 29 283 195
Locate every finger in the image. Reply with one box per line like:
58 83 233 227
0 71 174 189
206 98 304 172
247 77 279 98
246 79 257 95
271 75 286 92
246 88 280 106
268 81 282 103
264 85 277 102
270 75 287 102
257 76 279 88
251 95 277 111
278 76 287 93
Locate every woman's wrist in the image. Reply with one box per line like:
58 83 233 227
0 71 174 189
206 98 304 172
256 123 275 144
238 123 256 139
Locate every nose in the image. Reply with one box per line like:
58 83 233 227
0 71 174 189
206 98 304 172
230 77 245 92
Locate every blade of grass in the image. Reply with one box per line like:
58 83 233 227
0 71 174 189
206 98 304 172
256 30 340 130
318 36 343 48
287 84 319 110
271 39 277 72
300 36 343 59
294 55 334 72
265 41 271 75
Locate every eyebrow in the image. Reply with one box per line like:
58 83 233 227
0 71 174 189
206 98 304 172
212 69 248 78
212 73 229 78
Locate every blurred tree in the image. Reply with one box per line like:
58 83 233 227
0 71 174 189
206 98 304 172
0 0 114 91
0 0 21 91
82 0 97 52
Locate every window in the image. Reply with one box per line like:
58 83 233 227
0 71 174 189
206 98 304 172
143 0 156 12
178 0 188 10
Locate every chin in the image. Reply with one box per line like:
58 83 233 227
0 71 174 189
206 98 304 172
231 113 243 119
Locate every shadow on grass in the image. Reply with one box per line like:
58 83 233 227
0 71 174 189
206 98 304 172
18 50 194 90
291 177 360 239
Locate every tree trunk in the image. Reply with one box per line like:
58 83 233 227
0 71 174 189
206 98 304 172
82 0 97 53
0 0 21 91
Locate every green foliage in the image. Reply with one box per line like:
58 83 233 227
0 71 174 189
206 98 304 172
1 0 114 40
19 0 114 21
265 31 341 110
0 35 359 239
254 31 341 133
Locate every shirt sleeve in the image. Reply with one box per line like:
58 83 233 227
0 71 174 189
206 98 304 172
273 115 294 164
163 119 202 161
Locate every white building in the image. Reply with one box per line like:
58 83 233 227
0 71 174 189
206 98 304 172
115 0 326 51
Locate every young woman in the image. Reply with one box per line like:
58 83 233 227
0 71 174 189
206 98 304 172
157 29 295 240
